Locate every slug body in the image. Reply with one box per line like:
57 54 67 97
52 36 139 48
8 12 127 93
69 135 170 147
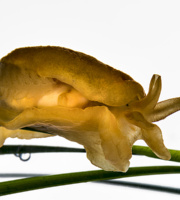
0 46 179 172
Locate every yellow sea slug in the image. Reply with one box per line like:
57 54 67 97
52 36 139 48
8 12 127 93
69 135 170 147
0 46 179 172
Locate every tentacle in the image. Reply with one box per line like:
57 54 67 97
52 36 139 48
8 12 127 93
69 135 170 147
150 97 180 122
142 74 161 110
130 74 180 122
141 124 171 160
131 74 161 112
125 111 171 160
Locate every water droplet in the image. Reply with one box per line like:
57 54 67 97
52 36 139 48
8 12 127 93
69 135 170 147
19 153 31 161
14 146 31 161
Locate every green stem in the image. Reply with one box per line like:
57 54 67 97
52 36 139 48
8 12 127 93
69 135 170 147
1 145 180 162
98 180 180 194
0 145 85 154
0 166 180 196
132 145 180 162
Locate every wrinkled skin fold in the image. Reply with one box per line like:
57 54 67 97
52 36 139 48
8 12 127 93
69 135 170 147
0 46 179 172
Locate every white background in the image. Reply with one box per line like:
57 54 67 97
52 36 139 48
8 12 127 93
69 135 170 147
0 0 180 199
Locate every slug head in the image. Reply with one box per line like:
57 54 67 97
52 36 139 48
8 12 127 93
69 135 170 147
118 75 171 161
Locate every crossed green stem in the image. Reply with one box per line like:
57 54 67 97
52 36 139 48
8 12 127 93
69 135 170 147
0 145 180 196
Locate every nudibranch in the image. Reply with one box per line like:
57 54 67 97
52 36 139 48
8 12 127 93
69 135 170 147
0 46 179 172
